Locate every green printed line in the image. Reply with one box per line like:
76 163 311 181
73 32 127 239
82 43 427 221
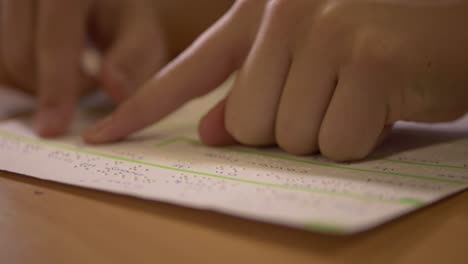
154 138 188 148
0 131 424 206
398 197 426 206
154 137 198 147
156 137 467 185
382 158 468 171
227 147 468 184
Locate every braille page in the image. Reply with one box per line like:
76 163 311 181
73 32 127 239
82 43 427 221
0 89 467 234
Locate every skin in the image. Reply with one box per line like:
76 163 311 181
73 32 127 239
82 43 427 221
0 0 169 137
83 0 468 161
1 0 467 161
0 0 231 137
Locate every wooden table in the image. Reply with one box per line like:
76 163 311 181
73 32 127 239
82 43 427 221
1 170 467 264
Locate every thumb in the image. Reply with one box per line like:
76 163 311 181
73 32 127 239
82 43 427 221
199 98 237 146
100 16 167 103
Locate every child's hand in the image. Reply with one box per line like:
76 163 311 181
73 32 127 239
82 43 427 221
84 0 468 161
0 0 167 137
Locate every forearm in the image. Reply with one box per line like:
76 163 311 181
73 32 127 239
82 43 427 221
154 0 234 58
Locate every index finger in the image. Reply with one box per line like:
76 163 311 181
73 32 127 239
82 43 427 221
83 2 262 143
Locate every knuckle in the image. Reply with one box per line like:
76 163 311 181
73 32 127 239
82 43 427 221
311 2 350 45
349 27 396 71
314 1 340 23
314 1 345 28
233 0 258 10
259 0 308 41
231 0 264 17
264 0 298 27
266 0 291 17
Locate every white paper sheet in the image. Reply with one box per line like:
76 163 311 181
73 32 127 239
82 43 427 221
0 87 467 234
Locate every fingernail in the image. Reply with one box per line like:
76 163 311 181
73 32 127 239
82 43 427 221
83 116 113 143
35 107 69 137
